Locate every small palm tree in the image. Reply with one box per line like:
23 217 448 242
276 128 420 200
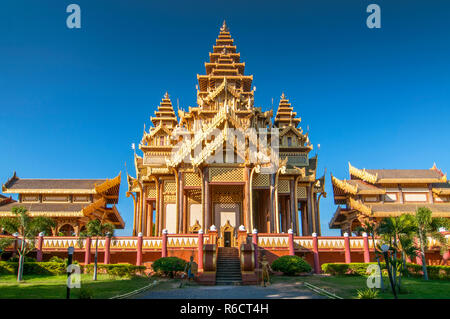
413 207 449 280
80 219 115 281
355 221 385 291
0 206 55 281
378 214 416 293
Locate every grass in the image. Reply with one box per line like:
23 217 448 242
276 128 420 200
0 273 155 299
271 274 450 299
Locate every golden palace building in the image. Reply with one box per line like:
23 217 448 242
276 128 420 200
1 172 124 235
127 22 325 240
330 163 450 234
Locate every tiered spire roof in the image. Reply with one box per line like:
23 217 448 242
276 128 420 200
150 92 178 128
274 93 301 128
197 21 253 94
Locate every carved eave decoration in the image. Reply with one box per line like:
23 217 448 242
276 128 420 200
348 197 372 216
348 162 378 184
331 174 358 195
94 172 121 194
432 185 450 196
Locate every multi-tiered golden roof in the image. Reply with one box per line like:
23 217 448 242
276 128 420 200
128 22 325 242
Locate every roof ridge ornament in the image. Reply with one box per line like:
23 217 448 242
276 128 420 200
348 162 378 184
221 20 228 32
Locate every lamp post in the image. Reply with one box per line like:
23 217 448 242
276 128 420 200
67 246 74 299
381 244 397 299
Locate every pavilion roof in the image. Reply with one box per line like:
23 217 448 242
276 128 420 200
274 93 301 128
150 92 178 127
368 203 450 217
2 172 121 203
0 200 124 228
348 162 447 184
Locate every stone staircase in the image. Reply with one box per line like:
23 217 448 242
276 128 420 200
215 247 242 285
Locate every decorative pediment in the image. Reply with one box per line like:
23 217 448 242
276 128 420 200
279 125 303 138
188 220 202 233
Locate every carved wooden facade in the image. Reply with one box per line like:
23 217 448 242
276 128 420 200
128 22 325 239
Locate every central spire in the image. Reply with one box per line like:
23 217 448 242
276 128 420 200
196 22 254 111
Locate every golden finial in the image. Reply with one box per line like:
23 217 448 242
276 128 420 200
281 92 285 99
164 91 169 99
221 20 228 32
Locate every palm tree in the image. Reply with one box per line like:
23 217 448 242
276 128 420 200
0 206 55 281
377 214 416 293
355 221 385 291
413 207 449 281
80 219 115 281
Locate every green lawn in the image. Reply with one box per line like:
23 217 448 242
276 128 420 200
0 273 155 299
272 275 450 299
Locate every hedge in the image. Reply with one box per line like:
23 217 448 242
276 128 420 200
271 255 312 275
151 257 186 278
84 264 146 277
321 262 450 280
0 261 67 275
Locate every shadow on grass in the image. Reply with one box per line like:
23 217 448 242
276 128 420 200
0 274 153 299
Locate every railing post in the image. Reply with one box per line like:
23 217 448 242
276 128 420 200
104 235 111 264
208 225 218 245
344 232 351 264
252 229 258 268
312 232 320 274
84 236 91 265
36 232 44 262
162 229 168 258
362 232 370 263
198 230 204 272
237 225 247 248
136 232 143 266
288 229 295 256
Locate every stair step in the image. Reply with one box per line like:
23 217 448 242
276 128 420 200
215 248 242 285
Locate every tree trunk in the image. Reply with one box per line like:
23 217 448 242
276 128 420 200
93 237 99 281
17 254 24 282
419 232 428 281
398 251 407 293
17 237 26 282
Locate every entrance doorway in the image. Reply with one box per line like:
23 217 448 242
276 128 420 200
224 230 232 247
219 220 236 247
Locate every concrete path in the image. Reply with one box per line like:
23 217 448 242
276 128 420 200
135 281 324 299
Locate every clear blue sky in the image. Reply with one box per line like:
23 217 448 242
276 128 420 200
1 0 449 236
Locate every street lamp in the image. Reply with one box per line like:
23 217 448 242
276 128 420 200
67 246 74 299
381 244 397 299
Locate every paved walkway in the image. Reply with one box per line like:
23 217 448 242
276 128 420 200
135 281 324 299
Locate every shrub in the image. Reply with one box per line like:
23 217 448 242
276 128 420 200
0 261 67 275
321 263 386 276
49 256 65 263
356 288 379 299
152 257 186 278
8 256 36 263
0 261 17 274
84 264 145 277
271 255 312 275
405 263 450 280
321 262 450 280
